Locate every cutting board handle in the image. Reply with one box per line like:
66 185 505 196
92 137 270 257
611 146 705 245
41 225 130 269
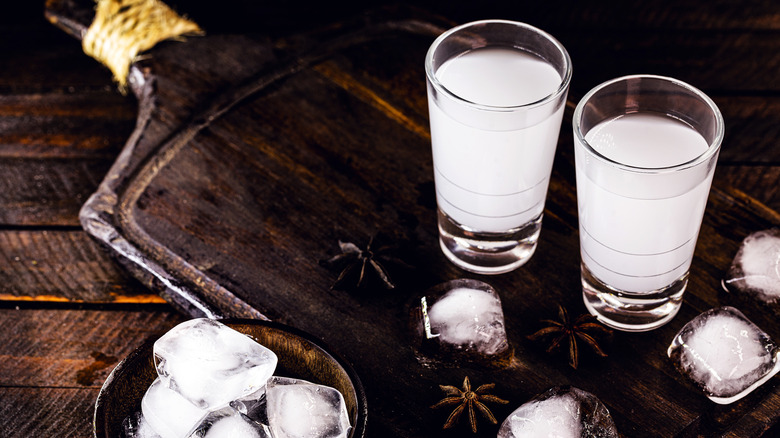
45 0 202 89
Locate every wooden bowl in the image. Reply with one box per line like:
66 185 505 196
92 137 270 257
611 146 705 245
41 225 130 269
93 319 368 437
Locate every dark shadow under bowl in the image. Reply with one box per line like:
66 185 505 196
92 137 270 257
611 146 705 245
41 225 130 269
93 319 367 437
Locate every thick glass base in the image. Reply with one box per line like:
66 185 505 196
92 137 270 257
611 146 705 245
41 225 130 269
581 263 686 332
438 210 542 275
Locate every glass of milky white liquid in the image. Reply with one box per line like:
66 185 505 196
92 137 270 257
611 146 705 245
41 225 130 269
573 75 724 332
425 20 572 274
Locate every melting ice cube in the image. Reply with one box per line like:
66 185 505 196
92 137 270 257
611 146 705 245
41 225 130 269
667 306 780 404
266 376 351 438
153 318 278 409
497 386 618 438
140 377 209 438
190 409 271 438
423 279 508 356
723 229 780 304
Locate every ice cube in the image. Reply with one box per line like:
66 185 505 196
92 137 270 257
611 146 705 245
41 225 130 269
497 386 618 438
723 229 780 303
423 279 508 356
121 411 161 438
140 378 209 438
667 306 780 404
230 387 267 424
153 318 278 409
190 409 271 438
266 376 351 438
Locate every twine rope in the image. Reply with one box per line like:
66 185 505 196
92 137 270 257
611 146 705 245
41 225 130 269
82 0 203 89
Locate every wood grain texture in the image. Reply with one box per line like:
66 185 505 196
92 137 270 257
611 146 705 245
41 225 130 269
0 309 182 387
0 387 97 438
719 166 780 212
0 159 109 226
0 230 161 303
0 309 183 438
0 30 135 226
710 96 780 163
0 92 135 157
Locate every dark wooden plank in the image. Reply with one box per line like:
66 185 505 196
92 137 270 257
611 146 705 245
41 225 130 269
0 309 183 388
0 159 112 227
0 90 135 225
0 230 162 303
0 308 184 438
0 387 97 438
727 394 780 438
0 93 135 158
0 87 135 227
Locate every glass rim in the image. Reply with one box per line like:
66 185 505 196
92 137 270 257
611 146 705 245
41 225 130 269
573 74 725 174
425 19 572 112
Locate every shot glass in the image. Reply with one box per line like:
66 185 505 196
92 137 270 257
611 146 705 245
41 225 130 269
425 20 572 274
573 75 724 331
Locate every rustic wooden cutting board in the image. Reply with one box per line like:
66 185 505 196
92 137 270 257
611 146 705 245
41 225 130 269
47 1 780 436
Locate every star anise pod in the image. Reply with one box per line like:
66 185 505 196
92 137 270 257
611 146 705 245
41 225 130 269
527 304 611 369
321 236 399 290
431 376 508 433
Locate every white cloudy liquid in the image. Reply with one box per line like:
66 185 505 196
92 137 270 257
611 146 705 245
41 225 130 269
429 46 564 232
577 112 713 292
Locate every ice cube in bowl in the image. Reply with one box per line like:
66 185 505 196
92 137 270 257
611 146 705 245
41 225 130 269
93 319 367 438
153 318 278 410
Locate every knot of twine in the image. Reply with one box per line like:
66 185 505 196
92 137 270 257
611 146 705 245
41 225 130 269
82 0 203 89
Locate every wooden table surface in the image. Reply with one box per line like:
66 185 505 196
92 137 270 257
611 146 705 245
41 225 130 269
2 1 780 437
